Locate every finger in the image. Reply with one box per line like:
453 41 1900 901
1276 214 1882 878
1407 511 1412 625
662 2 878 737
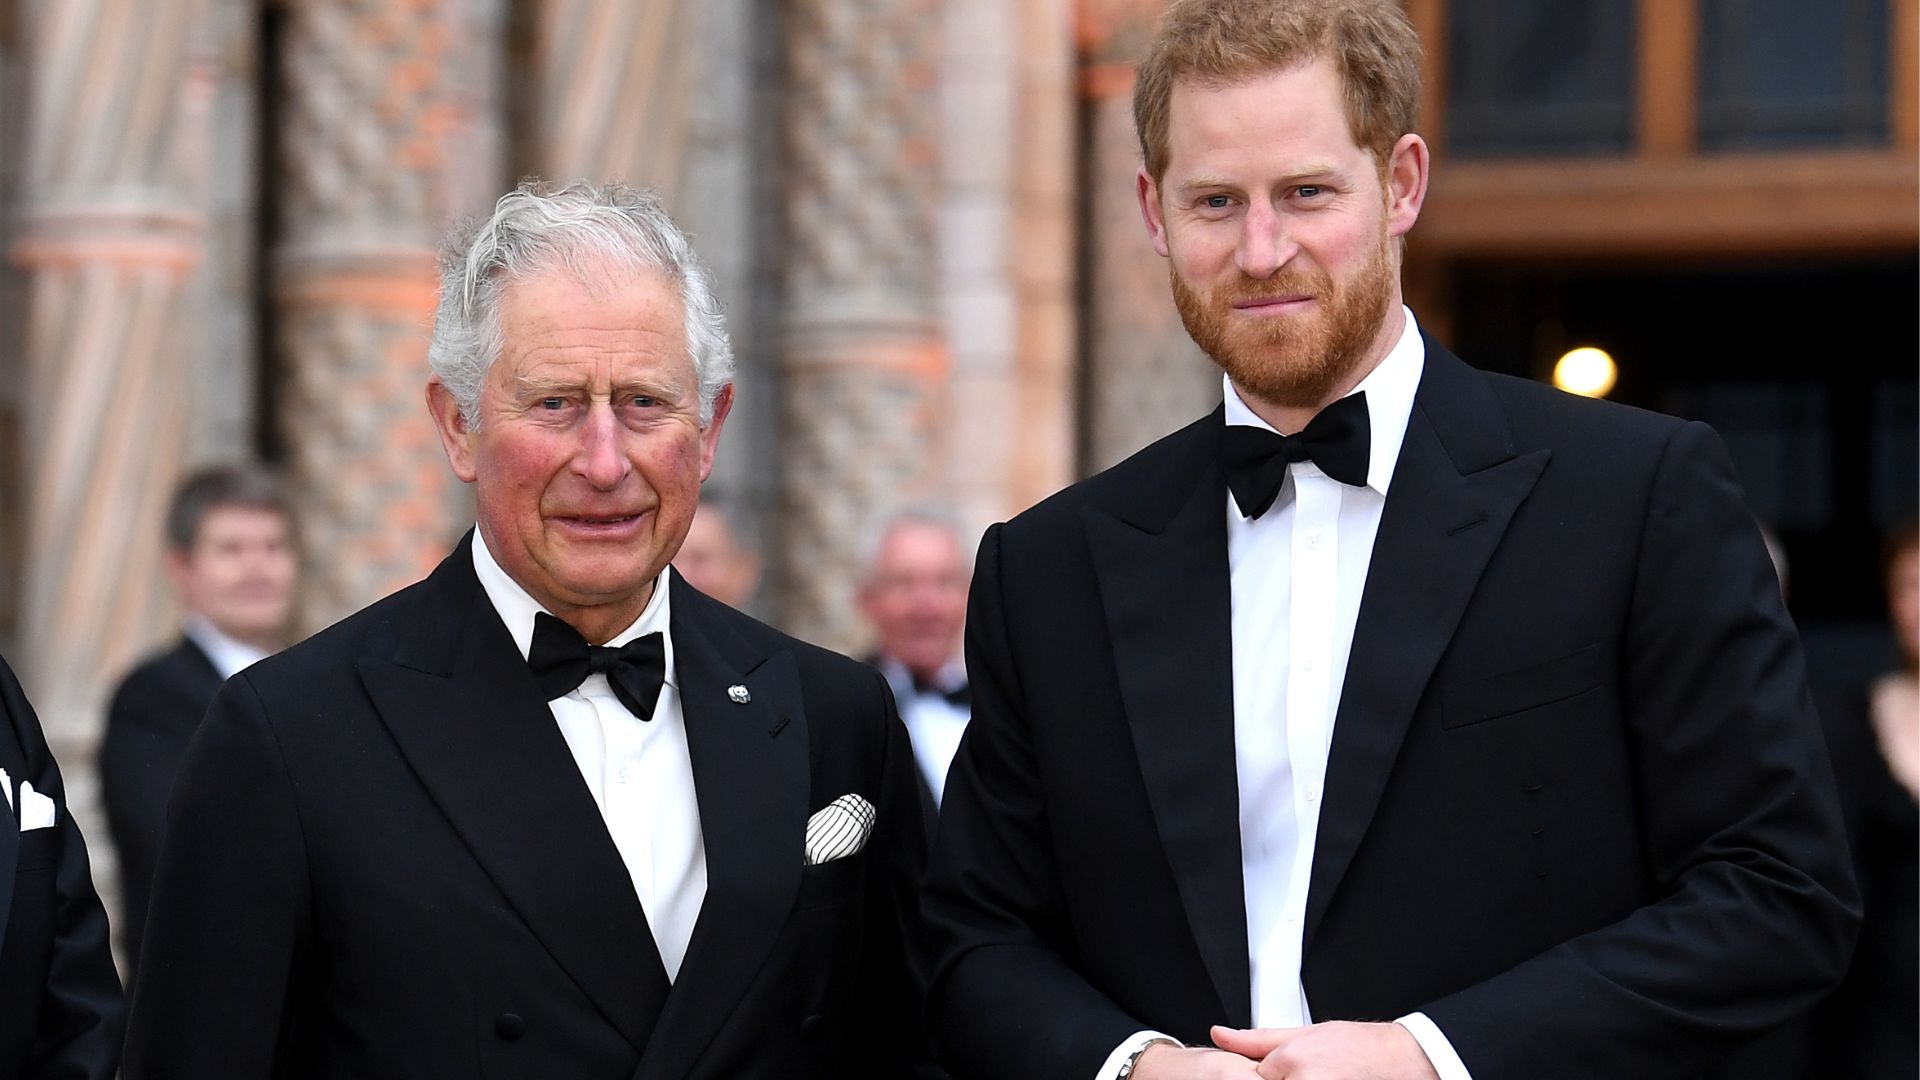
1210 1024 1294 1058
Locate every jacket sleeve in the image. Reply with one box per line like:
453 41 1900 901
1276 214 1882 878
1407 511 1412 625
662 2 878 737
0 654 124 1080
97 665 195 976
921 524 1151 1078
124 671 311 1079
1420 421 1861 1078
845 668 948 1079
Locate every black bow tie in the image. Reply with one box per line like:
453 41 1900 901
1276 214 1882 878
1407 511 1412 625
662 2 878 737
911 673 972 709
527 611 667 721
1222 391 1371 518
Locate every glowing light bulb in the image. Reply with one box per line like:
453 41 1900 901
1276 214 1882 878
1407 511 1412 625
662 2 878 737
1553 346 1618 398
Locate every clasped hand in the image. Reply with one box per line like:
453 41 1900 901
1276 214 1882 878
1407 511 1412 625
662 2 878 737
1130 1021 1443 1080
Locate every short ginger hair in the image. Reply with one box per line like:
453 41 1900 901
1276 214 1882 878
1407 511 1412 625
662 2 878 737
1133 0 1423 182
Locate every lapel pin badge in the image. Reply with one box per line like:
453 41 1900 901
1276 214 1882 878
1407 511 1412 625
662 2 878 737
727 684 752 705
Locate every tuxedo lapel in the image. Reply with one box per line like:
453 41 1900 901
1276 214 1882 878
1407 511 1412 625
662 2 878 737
1304 344 1549 945
635 575 808 1080
356 536 669 1054
0 747 18 953
1085 410 1252 1026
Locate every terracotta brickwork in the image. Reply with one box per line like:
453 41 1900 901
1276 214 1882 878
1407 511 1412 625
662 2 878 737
272 0 464 632
777 0 949 652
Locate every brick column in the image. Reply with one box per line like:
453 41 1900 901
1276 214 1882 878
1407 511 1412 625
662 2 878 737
11 0 209 739
776 0 946 650
1078 0 1217 471
272 0 463 630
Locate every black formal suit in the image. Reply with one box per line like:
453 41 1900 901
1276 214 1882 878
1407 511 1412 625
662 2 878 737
126 533 933 1079
0 652 123 1079
99 636 224 974
868 655 957 837
923 338 1858 1079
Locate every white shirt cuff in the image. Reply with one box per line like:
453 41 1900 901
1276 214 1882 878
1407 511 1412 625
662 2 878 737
1395 1012 1474 1080
1095 1030 1182 1080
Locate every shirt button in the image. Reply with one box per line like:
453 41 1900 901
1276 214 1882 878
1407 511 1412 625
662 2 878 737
1284 909 1301 924
1305 531 1323 549
617 766 631 784
1304 782 1321 802
1300 655 1317 671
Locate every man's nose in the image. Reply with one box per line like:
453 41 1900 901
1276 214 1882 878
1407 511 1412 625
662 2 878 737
575 402 631 488
1235 201 1296 280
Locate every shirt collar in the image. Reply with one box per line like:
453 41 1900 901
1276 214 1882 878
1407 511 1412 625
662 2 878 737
471 528 677 689
182 614 272 680
877 654 967 696
1221 304 1426 497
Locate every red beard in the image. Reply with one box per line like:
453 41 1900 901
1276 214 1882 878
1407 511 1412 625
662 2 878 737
1171 226 1396 411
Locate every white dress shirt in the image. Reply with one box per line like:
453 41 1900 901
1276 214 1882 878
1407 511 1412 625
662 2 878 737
182 614 270 679
1098 310 1471 1080
881 656 971 810
472 532 708 982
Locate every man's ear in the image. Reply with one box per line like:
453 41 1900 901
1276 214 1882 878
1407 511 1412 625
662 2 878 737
426 378 478 483
1136 167 1172 258
164 547 193 603
697 383 735 483
1384 132 1430 240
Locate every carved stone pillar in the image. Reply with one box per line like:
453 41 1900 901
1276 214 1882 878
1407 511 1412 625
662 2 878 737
11 0 209 744
778 0 945 651
273 0 462 631
940 0 1078 537
523 0 701 201
1079 0 1217 472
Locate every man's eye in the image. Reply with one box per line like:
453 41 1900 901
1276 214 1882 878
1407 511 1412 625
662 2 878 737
1202 194 1232 209
630 395 657 408
1296 185 1323 199
539 397 566 410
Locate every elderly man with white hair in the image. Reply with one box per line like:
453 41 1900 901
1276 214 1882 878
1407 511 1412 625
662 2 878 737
125 181 935 1079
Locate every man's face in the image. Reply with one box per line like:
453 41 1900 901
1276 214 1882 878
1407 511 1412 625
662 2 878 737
673 507 761 609
168 506 298 647
858 523 969 681
1138 57 1425 411
429 266 731 637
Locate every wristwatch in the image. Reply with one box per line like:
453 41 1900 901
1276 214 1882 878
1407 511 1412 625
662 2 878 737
1117 1038 1176 1079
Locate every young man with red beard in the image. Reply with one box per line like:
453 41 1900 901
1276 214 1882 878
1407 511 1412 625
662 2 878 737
920 2 1857 1079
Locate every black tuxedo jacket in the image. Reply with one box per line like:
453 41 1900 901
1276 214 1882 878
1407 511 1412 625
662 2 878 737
0 653 123 1079
99 636 223 974
125 535 933 1079
923 341 1858 1079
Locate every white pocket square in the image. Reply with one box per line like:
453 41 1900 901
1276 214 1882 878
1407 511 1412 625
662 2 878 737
804 793 875 866
17 781 55 832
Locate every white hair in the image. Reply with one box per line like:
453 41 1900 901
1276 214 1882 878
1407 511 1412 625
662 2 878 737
860 508 975 582
428 180 735 426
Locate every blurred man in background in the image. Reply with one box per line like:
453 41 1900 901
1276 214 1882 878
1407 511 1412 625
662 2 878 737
859 513 971 825
99 463 299 977
672 496 762 610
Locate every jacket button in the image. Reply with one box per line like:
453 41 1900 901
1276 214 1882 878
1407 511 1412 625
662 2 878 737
495 1013 526 1041
799 1014 825 1040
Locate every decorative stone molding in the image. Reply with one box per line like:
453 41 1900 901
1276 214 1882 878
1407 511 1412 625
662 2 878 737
10 0 209 735
272 0 461 631
777 0 945 651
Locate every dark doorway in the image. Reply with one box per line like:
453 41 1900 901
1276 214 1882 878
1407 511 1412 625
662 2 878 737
1448 255 1919 701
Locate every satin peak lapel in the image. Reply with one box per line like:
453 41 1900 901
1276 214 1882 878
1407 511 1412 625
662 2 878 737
358 541 669 1055
1304 348 1548 945
635 575 808 1080
1085 412 1252 1027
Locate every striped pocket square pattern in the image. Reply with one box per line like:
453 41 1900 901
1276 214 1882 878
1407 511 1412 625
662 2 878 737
804 793 876 866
